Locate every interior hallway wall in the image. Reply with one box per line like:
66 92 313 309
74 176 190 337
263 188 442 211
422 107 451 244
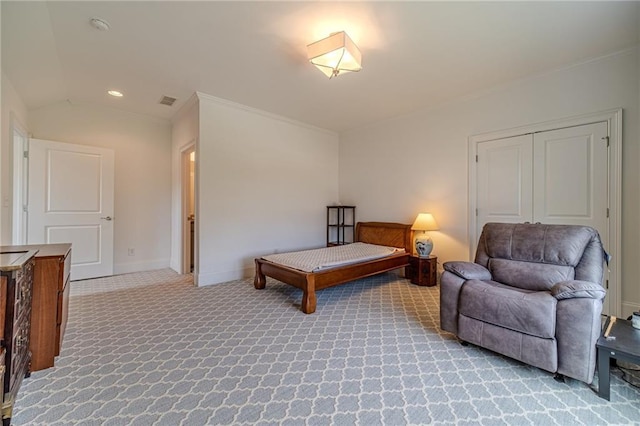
170 95 199 274
28 101 173 274
339 48 640 317
195 93 339 285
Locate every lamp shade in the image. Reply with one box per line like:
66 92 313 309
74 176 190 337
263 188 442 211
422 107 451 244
307 31 362 78
411 213 439 232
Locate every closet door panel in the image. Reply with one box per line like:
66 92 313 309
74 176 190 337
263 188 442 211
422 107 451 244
476 134 533 241
532 122 608 236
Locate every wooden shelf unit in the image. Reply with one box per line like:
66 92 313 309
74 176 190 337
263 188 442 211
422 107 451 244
327 206 355 246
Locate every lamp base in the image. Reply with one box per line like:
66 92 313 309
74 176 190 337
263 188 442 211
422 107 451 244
415 233 433 257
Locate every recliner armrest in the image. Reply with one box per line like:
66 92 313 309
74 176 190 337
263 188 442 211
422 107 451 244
443 261 491 281
551 280 606 301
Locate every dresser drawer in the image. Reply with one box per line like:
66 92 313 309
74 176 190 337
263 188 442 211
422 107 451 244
9 316 30 393
12 259 34 325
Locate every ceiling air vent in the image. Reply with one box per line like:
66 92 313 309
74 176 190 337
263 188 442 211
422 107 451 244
159 95 177 107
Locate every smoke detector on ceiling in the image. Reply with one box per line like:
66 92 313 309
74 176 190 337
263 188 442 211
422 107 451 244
90 17 110 31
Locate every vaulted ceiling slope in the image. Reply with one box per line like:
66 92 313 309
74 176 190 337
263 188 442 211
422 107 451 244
2 1 639 132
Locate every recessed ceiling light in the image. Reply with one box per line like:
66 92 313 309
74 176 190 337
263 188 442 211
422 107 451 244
108 90 123 97
90 17 110 31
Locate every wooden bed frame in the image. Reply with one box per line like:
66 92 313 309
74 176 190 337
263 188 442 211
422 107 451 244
254 222 413 314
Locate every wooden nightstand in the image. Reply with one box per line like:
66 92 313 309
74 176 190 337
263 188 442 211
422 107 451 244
407 255 437 286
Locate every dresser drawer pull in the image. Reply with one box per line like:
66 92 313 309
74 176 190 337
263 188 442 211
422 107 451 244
15 336 27 348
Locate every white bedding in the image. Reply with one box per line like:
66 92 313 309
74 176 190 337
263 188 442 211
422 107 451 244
261 242 405 273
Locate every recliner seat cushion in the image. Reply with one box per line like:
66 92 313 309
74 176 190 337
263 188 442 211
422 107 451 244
459 280 557 339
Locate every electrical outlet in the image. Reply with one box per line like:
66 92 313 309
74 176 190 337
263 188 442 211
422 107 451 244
128 248 135 256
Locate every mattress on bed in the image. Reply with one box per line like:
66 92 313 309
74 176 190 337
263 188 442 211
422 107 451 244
261 242 405 273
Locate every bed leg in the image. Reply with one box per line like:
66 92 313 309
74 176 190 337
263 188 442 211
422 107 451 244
254 259 266 289
301 290 316 314
301 277 316 314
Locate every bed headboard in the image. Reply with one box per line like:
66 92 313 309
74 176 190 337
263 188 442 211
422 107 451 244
355 222 413 253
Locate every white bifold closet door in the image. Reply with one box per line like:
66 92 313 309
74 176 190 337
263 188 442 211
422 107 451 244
476 121 608 238
476 121 610 311
532 123 608 232
477 134 534 228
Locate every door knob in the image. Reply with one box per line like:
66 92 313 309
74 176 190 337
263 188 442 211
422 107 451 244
100 216 113 221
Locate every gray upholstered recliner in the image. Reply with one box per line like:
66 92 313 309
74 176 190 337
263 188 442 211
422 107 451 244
440 222 606 384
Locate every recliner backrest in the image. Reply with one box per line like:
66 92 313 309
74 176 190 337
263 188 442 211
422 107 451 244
475 223 604 291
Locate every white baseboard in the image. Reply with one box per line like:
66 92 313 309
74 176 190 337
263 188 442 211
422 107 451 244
114 258 171 275
196 266 254 287
621 301 640 319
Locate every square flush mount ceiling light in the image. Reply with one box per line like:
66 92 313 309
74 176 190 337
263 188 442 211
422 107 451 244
307 31 362 79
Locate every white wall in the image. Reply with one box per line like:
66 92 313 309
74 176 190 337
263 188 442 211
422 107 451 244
170 95 199 273
340 48 640 316
28 101 173 274
636 42 640 316
194 93 339 285
1 72 29 244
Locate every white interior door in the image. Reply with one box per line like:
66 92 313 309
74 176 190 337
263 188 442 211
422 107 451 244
27 138 115 280
476 134 533 239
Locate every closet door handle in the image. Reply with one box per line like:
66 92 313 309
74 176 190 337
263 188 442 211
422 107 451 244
100 216 113 221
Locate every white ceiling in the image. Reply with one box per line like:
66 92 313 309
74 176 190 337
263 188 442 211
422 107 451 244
2 1 639 132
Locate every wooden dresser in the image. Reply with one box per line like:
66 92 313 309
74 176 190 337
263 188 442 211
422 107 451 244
1 244 72 372
0 249 37 426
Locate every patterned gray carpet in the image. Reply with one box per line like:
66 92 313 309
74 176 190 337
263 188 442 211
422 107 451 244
12 269 640 425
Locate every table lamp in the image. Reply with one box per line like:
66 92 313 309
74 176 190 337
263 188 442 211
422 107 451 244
411 213 439 257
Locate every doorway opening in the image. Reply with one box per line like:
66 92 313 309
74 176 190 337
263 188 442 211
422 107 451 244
181 144 196 274
11 115 28 245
